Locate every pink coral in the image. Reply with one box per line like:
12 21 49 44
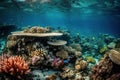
0 55 30 79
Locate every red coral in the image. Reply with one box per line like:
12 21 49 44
0 55 30 79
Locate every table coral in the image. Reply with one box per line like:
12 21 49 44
0 55 30 79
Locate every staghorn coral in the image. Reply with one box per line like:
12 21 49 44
75 58 88 71
108 49 120 65
0 55 30 79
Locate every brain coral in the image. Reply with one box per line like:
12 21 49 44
109 49 120 65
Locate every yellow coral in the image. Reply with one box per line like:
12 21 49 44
85 56 96 63
100 45 108 53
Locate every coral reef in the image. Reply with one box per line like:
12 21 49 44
71 43 82 51
90 53 113 80
6 40 17 49
60 67 75 79
85 56 96 64
56 50 68 59
23 26 49 33
108 49 120 65
52 58 64 69
0 55 30 79
75 58 88 71
1 26 120 80
47 40 67 46
99 45 108 53
90 49 120 80
64 46 82 57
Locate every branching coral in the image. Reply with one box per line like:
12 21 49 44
30 48 47 65
30 48 47 57
0 55 30 79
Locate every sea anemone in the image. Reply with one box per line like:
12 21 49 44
0 55 30 79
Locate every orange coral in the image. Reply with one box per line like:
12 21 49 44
0 55 30 79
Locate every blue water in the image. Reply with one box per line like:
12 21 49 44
0 1 120 37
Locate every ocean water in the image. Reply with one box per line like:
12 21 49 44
0 0 120 37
